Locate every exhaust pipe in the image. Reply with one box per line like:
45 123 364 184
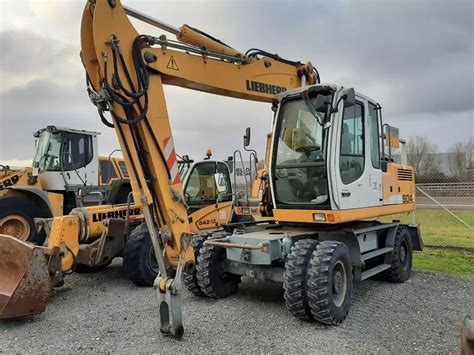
0 234 53 318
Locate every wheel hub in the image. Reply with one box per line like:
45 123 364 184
400 241 408 269
332 260 347 307
0 215 30 241
334 272 343 293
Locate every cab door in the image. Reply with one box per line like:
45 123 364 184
333 97 382 209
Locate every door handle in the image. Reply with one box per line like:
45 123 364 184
341 191 351 197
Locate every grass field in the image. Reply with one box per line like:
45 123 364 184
379 210 474 277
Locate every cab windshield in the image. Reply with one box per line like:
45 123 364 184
33 131 62 172
273 96 331 205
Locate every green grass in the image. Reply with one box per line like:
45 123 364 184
379 210 473 277
379 210 473 248
413 249 474 277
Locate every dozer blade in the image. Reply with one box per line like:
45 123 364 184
0 234 52 318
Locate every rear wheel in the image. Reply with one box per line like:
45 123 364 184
123 224 158 286
283 239 319 320
0 196 45 244
307 241 353 325
196 240 240 298
381 226 413 282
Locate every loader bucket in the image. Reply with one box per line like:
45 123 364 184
0 234 52 318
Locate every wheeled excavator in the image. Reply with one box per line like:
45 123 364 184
0 0 422 339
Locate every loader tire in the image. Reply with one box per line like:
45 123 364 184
183 233 209 296
123 224 158 287
196 238 240 298
0 196 45 245
307 241 352 325
283 239 319 320
381 226 413 283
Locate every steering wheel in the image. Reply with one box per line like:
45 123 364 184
296 145 321 154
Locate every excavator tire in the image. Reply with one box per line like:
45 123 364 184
283 239 319 321
183 233 210 296
196 238 240 299
380 226 413 283
307 241 352 325
123 224 158 287
0 196 45 245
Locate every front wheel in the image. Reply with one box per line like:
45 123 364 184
283 239 319 320
196 242 240 298
183 233 210 296
306 241 353 325
0 196 46 244
123 224 159 286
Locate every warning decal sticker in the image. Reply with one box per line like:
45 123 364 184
167 56 179 71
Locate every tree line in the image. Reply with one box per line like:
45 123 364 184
406 137 473 183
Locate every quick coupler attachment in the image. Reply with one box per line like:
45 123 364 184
155 278 184 338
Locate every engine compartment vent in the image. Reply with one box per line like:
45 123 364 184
397 168 413 181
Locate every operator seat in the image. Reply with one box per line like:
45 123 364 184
341 123 352 154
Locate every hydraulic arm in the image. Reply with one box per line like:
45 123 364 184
81 0 318 337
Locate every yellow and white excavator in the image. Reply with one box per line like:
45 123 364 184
0 0 422 339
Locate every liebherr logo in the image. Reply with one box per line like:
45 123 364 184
92 207 141 222
246 80 287 95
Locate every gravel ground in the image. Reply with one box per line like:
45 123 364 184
0 260 472 353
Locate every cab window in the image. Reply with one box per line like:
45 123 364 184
368 102 381 169
100 160 118 184
61 133 93 171
184 162 232 212
215 162 232 202
340 102 364 184
118 161 129 178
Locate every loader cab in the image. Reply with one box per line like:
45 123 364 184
270 84 386 220
32 126 99 191
182 160 233 214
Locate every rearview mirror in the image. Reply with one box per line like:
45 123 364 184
342 88 355 108
244 127 251 147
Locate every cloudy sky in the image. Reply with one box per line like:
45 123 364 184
0 0 473 166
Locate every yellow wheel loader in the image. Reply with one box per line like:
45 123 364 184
0 0 422 339
0 126 132 243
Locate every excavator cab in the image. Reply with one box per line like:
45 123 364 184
181 159 234 232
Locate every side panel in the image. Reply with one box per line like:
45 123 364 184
382 163 415 205
188 201 233 233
